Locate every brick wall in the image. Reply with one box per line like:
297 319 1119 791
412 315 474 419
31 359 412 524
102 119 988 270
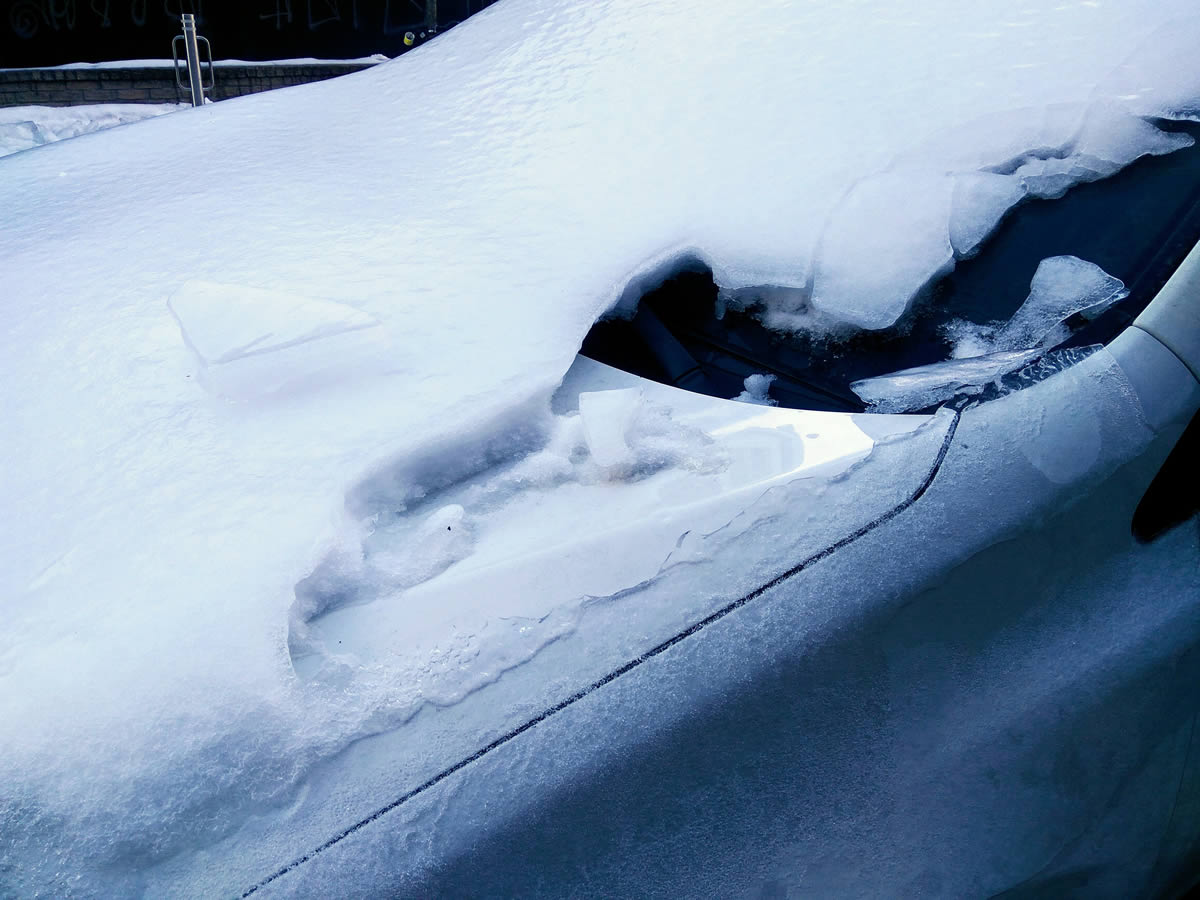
0 63 379 108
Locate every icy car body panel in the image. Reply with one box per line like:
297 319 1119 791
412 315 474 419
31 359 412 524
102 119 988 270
237 325 1200 899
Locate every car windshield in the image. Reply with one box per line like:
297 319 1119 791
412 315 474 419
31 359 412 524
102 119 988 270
582 119 1200 412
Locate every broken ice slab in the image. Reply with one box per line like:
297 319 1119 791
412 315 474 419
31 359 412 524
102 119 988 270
851 348 1043 414
811 173 956 330
1013 105 1192 200
949 173 1027 258
993 256 1128 351
578 388 643 467
167 280 391 400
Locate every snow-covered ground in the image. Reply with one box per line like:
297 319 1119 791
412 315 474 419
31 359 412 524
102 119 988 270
0 103 181 158
2 0 1200 895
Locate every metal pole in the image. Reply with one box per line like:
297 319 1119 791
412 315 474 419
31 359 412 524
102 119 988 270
181 14 205 107
424 0 437 32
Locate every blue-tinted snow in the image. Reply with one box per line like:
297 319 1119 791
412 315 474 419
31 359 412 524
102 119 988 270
3 0 1200 894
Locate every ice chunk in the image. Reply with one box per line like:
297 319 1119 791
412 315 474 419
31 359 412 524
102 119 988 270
578 389 643 467
943 318 999 360
857 253 1124 412
575 392 723 478
1015 107 1194 199
812 174 956 330
734 373 778 406
994 256 1128 351
168 280 390 400
851 349 1043 413
1072 103 1194 177
949 174 1028 258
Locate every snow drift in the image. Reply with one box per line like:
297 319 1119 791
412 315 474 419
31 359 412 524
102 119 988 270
0 102 180 158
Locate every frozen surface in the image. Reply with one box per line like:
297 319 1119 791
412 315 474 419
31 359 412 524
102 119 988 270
799 96 1190 331
851 349 1044 413
854 256 1126 411
733 373 778 406
4 0 1200 894
993 255 1129 350
948 173 1028 258
230 345 1200 899
0 102 179 157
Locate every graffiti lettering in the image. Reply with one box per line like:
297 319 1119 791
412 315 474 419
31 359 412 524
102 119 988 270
259 0 291 29
307 0 337 29
6 0 489 55
9 0 42 37
382 0 424 35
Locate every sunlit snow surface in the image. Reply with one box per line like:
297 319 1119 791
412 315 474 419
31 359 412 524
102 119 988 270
3 0 1200 894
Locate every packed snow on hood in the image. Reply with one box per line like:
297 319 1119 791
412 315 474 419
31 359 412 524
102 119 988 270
3 0 1200 893
0 103 182 158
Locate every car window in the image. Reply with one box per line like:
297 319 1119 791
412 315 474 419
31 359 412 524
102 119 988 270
582 119 1200 412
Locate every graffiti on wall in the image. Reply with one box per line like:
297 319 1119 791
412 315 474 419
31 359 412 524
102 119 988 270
1 0 492 65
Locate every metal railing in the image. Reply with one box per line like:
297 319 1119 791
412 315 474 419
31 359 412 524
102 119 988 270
172 14 214 107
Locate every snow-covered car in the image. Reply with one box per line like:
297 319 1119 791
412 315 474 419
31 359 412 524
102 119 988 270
2 1 1199 897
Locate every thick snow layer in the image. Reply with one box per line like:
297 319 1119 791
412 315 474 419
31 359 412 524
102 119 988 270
0 102 180 157
3 1 1200 894
805 100 1191 330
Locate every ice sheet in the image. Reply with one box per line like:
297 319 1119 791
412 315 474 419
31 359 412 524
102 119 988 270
4 0 1200 894
994 256 1129 350
850 349 1044 413
854 256 1127 411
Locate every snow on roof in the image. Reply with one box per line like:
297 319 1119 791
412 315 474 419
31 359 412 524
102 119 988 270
2 0 1200 892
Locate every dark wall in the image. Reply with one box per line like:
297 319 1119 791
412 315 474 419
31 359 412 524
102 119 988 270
0 61 378 107
1 1 498 68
